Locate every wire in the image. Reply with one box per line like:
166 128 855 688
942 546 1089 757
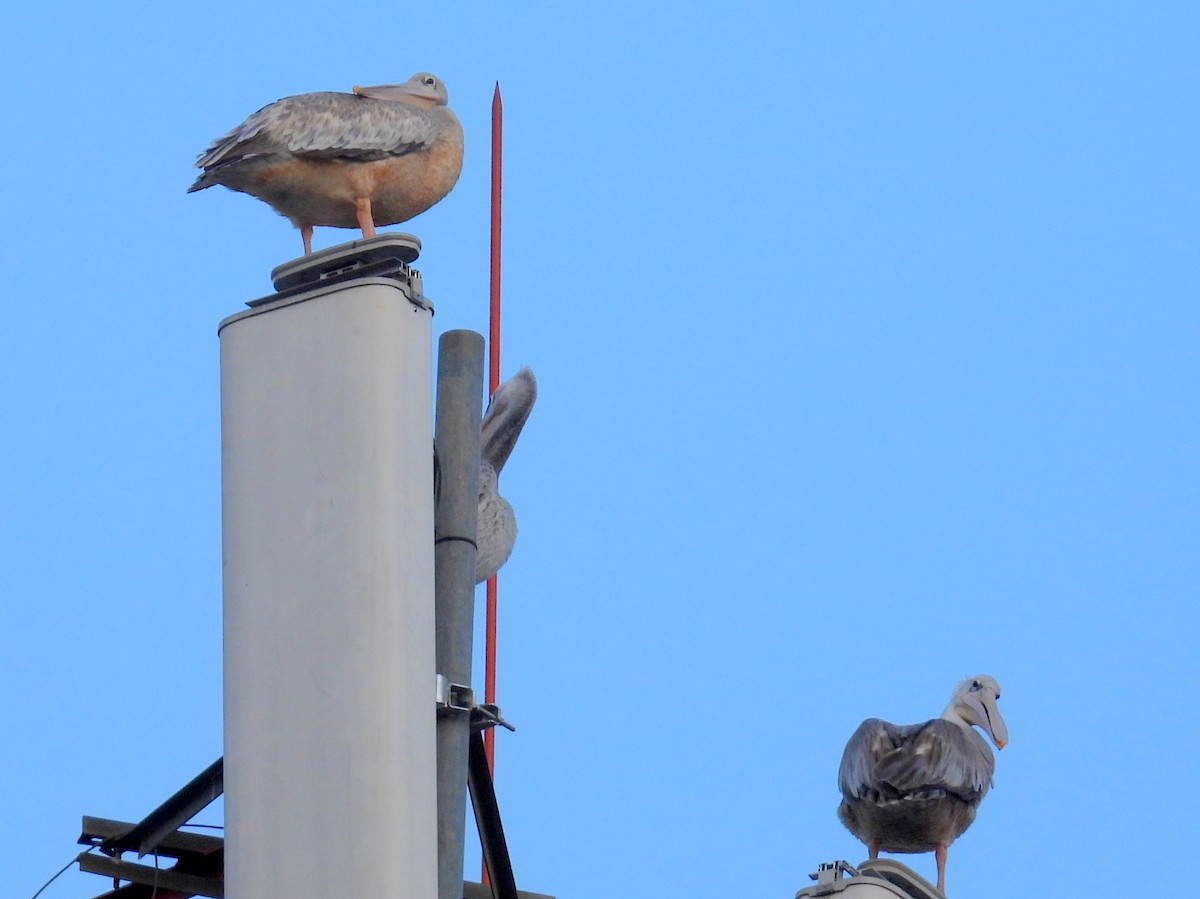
149 850 161 899
32 825 223 899
29 849 92 899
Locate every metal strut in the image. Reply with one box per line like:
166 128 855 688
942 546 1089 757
468 727 518 899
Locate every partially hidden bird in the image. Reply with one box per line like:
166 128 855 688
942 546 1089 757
836 675 1008 895
476 367 537 583
189 72 463 255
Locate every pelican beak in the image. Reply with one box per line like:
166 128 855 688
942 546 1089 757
966 691 1009 750
353 80 440 107
355 83 416 100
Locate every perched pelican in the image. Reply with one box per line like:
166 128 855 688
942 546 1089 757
837 675 1008 894
476 368 537 583
189 73 463 254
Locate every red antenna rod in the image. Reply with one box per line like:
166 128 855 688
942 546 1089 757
488 83 503 397
484 82 502 773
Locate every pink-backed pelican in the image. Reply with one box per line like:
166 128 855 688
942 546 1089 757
837 675 1008 894
476 368 537 583
189 73 462 254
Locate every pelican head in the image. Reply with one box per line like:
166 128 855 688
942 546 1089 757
481 367 537 476
945 675 1008 750
352 72 449 107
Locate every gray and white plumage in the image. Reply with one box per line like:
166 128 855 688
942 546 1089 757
476 368 537 583
837 675 1008 893
189 73 463 254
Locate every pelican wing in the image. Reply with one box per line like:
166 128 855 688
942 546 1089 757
839 718 906 800
840 718 994 803
195 92 445 170
889 721 993 799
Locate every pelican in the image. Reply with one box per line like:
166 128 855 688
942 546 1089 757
837 675 1008 894
476 368 537 583
189 73 463 254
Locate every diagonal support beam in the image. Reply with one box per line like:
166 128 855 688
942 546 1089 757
95 758 224 857
467 729 518 899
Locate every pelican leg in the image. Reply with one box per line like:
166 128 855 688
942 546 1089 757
355 197 377 238
868 842 880 860
301 224 314 256
934 845 947 893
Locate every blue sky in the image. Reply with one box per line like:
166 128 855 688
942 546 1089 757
4 3 1197 897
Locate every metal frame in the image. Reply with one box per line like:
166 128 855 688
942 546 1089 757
77 746 542 899
78 814 224 899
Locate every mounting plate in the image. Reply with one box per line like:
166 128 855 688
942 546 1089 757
244 232 427 309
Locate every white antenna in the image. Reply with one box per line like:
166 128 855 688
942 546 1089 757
219 234 436 897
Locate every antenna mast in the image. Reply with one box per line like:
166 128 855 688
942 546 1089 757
484 82 503 770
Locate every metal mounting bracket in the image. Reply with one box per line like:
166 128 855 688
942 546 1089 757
435 674 516 731
811 861 860 883
435 674 475 713
797 860 861 897
471 703 516 732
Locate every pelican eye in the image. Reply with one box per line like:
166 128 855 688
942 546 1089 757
423 76 435 86
971 680 982 690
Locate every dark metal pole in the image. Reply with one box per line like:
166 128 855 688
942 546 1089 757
468 729 519 899
434 330 484 899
